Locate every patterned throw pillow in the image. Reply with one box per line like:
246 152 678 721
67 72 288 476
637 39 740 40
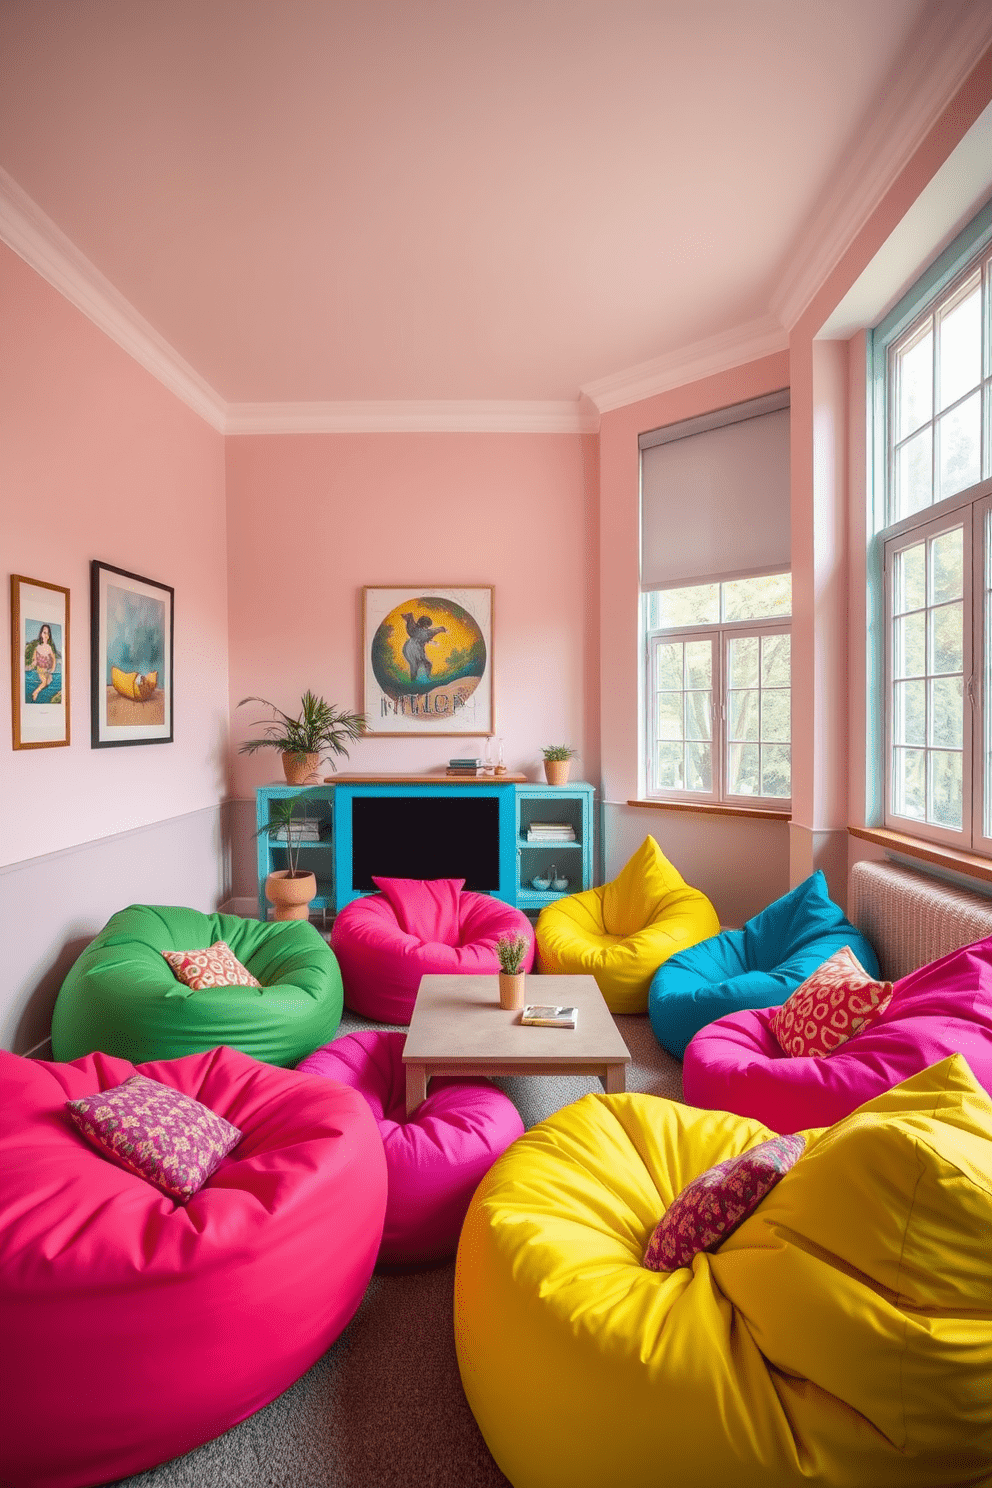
162 940 261 991
66 1074 242 1202
643 1132 806 1272
769 945 893 1058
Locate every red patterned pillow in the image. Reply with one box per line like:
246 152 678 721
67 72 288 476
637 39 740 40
162 940 260 991
66 1074 242 1202
769 945 893 1058
643 1132 806 1272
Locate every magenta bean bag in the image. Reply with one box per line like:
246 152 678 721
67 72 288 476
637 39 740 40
0 1045 387 1488
298 1030 524 1265
682 935 992 1132
331 876 535 1023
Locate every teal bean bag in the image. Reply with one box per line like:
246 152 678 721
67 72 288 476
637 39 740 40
648 872 880 1059
51 904 343 1067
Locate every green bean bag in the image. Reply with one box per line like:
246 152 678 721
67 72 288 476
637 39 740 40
51 905 343 1067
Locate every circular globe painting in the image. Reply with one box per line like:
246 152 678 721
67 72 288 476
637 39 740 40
370 595 487 721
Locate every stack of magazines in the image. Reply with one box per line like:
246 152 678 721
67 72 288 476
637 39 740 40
526 820 576 842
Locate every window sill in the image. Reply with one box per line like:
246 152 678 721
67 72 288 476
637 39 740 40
848 826 992 885
627 798 790 822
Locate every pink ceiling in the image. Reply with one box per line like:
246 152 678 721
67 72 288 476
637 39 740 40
0 0 963 404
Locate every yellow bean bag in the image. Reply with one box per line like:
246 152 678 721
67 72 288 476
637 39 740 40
535 835 719 1013
454 1054 992 1488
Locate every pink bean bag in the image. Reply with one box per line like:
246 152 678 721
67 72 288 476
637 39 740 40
0 1045 387 1488
682 935 992 1132
331 876 535 1023
298 1030 524 1265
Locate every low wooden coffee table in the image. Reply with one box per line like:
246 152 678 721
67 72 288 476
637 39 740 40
402 973 631 1116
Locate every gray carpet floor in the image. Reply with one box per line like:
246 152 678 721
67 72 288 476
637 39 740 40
107 1011 684 1488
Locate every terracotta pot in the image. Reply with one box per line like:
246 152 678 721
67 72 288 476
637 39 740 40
543 758 572 786
281 751 322 785
498 972 526 1010
265 869 317 921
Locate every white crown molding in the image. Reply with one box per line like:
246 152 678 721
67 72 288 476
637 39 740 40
0 167 227 431
224 400 599 435
770 8 992 332
580 315 788 415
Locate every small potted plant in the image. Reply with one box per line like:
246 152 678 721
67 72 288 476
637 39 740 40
256 793 320 921
542 744 576 786
495 931 529 1010
239 692 366 784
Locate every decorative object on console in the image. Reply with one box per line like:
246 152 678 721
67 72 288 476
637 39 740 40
363 586 494 737
541 743 576 785
495 930 529 1010
10 573 70 749
238 691 366 784
90 559 173 748
255 791 321 920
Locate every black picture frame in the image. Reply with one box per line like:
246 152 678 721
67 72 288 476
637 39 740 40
90 560 174 748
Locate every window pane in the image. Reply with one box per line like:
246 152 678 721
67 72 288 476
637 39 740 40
650 585 719 628
893 543 926 615
728 635 758 688
687 742 712 792
930 527 963 604
937 391 981 499
685 691 712 741
931 601 962 675
728 742 759 795
930 676 962 748
721 572 792 622
930 750 962 828
895 426 932 520
893 611 925 678
761 632 790 686
729 689 759 741
655 742 684 790
655 642 683 690
893 747 926 819
896 326 932 439
760 744 790 798
938 280 981 410
893 678 925 746
761 688 790 742
656 691 683 741
685 641 711 689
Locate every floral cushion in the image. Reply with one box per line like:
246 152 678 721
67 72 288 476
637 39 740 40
162 940 261 991
66 1074 242 1202
643 1132 806 1271
769 945 893 1058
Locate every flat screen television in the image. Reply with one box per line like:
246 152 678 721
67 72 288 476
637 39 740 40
333 784 516 908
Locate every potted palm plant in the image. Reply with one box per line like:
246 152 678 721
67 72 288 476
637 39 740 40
256 793 321 921
542 744 576 786
239 692 366 784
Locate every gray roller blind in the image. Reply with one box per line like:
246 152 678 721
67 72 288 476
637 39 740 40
640 390 790 589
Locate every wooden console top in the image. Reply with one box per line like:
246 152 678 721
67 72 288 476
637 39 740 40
324 772 529 784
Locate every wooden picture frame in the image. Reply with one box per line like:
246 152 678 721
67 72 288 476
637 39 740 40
90 560 174 748
11 574 70 749
363 585 494 737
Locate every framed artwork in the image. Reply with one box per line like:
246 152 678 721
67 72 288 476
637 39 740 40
10 574 70 749
363 586 494 736
91 560 174 748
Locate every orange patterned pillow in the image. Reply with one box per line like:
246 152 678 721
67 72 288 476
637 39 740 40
162 941 260 991
769 945 892 1058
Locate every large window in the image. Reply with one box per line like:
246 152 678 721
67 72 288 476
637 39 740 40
874 216 992 854
644 574 792 806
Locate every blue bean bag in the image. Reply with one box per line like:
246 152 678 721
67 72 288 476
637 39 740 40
648 871 880 1059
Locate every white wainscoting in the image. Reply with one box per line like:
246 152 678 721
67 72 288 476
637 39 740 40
1 803 234 1055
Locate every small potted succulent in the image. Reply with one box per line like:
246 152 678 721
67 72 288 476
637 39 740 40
541 744 576 786
239 692 366 784
255 793 319 921
495 931 529 1010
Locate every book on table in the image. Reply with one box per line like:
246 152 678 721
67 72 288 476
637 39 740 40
521 1005 578 1028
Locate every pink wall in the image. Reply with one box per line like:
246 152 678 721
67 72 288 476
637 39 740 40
225 431 598 795
0 245 229 865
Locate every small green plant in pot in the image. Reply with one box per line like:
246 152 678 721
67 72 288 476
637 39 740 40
239 692 366 784
256 792 320 921
495 931 529 1010
541 744 576 786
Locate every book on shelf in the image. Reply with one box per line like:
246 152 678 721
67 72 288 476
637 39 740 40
449 757 482 767
526 828 576 841
446 767 487 777
520 1005 578 1029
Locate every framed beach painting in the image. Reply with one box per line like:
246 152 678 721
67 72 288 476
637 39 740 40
363 585 494 736
91 560 174 748
10 575 70 749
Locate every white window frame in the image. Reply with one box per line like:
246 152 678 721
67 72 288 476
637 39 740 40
644 602 791 809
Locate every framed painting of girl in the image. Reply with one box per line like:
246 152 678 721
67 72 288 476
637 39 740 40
10 574 70 749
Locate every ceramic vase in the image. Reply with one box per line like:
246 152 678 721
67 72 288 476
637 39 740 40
265 869 317 921
544 759 571 786
498 972 526 1010
281 751 322 785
